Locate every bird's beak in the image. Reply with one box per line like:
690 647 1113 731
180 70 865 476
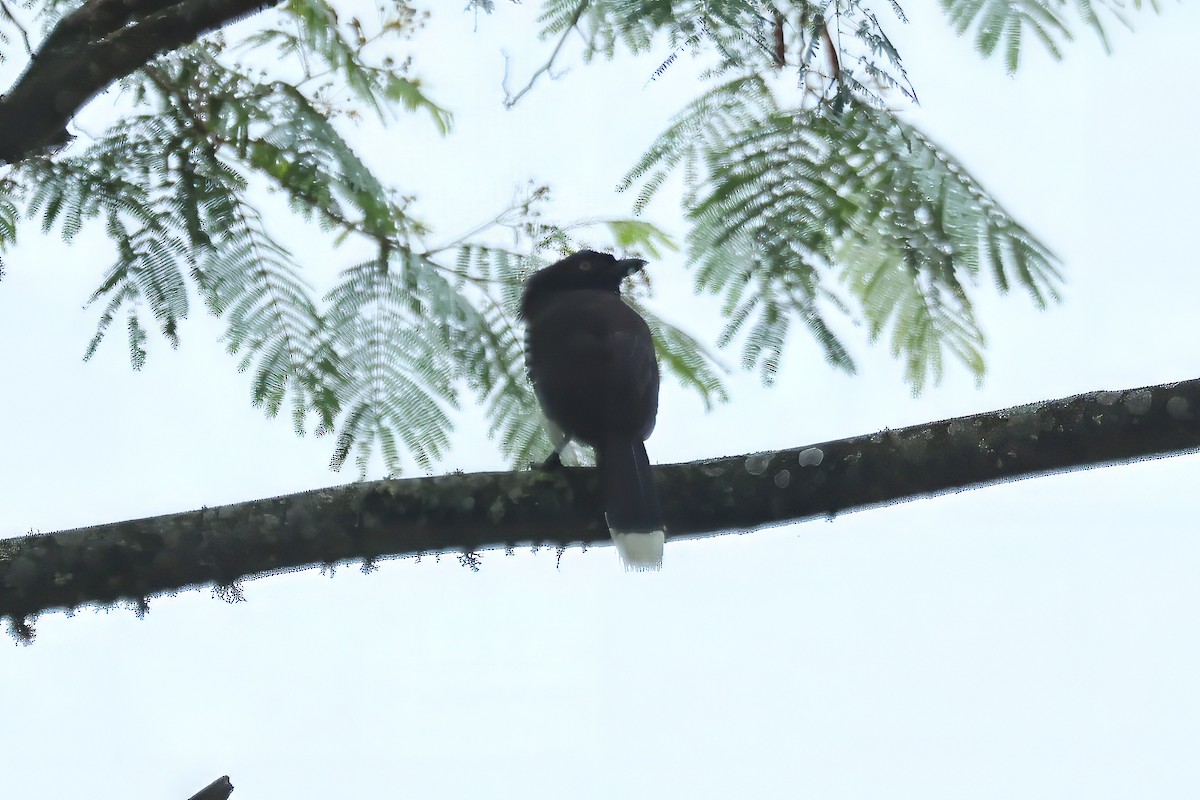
617 258 648 276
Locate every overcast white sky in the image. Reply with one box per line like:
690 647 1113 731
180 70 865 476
3 2 1200 798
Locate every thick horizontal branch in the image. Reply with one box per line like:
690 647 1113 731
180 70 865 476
4 376 1200 629
0 0 280 164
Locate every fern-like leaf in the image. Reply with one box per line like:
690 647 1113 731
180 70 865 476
939 0 1162 72
624 82 1060 390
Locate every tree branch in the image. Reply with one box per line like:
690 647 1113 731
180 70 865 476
0 0 282 164
5 376 1200 634
502 0 588 109
0 0 34 56
187 776 234 800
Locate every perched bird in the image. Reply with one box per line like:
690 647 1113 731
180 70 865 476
520 250 664 570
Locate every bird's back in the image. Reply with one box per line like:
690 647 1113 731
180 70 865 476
524 288 659 446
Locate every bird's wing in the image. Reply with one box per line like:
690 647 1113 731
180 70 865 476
605 326 659 435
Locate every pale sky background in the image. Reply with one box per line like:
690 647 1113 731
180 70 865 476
3 2 1200 798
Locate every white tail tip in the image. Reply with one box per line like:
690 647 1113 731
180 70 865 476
610 529 665 571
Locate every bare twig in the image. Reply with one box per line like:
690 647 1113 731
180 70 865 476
773 12 786 68
821 21 841 85
502 0 588 108
0 0 33 55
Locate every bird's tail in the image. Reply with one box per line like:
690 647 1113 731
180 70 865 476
597 434 664 571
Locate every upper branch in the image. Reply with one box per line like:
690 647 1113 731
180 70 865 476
0 0 282 164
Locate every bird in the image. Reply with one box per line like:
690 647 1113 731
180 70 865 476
520 250 664 570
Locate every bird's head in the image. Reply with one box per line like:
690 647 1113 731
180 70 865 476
520 250 648 315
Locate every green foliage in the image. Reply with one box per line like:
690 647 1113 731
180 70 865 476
538 0 915 104
452 245 550 467
532 2 1067 390
939 0 1163 72
0 182 18 277
20 118 194 367
831 102 1060 390
198 195 336 434
244 0 451 130
322 254 460 473
602 218 679 258
620 76 1060 390
1 0 721 476
535 0 1163 82
527 0 1071 390
631 300 730 409
0 0 1127 474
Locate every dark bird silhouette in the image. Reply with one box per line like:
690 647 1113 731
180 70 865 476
521 250 664 569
